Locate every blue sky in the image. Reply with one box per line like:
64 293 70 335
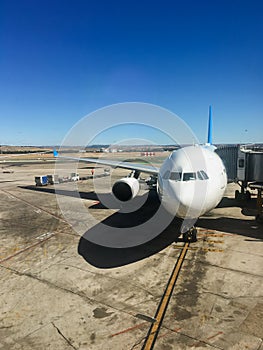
0 1 262 145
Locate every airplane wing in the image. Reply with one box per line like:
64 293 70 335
53 150 159 175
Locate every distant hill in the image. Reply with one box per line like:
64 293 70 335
0 145 53 154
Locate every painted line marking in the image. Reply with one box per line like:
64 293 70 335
142 243 189 350
202 248 224 253
190 331 224 347
172 245 224 253
0 188 78 237
206 331 224 340
109 322 147 337
155 327 182 340
0 233 54 264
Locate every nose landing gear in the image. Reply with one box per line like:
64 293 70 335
182 227 197 242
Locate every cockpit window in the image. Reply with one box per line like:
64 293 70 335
163 170 170 180
197 170 209 180
166 170 208 181
200 170 209 179
183 172 196 181
197 171 203 180
170 172 182 181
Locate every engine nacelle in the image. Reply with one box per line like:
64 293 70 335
112 177 140 201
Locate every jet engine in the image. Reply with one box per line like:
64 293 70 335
112 177 140 201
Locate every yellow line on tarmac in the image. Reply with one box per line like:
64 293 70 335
142 242 189 350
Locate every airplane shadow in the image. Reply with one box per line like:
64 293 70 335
20 186 262 269
78 224 182 269
217 196 257 212
20 185 114 209
21 185 183 268
20 185 161 212
197 216 262 240
21 185 100 200
198 194 262 240
76 188 183 268
217 197 240 208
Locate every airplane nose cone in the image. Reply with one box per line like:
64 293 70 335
177 189 207 218
177 196 197 218
162 185 205 219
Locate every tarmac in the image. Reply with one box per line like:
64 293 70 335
0 156 262 350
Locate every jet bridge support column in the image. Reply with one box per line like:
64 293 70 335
256 188 263 223
248 183 263 223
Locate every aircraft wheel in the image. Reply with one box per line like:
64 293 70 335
182 231 190 242
245 191 251 201
191 228 197 242
183 228 197 243
256 214 263 223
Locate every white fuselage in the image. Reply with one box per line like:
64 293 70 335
157 145 227 219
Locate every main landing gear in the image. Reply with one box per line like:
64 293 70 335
182 227 197 243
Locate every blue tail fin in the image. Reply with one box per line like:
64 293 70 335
207 105 212 144
204 106 216 151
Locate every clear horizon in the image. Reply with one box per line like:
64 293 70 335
2 142 263 149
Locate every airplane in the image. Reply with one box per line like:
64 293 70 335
54 106 227 242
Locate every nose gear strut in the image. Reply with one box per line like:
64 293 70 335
182 227 197 242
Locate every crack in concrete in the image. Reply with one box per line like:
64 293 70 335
255 339 263 350
132 340 146 349
0 264 146 323
226 249 263 258
4 251 259 349
131 323 224 350
15 323 51 341
129 335 147 350
177 290 263 301
52 322 78 350
59 262 158 297
0 264 94 304
196 259 263 278
161 325 224 349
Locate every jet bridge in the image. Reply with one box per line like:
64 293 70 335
236 145 263 200
216 144 263 201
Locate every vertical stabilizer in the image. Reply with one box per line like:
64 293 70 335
203 105 216 151
207 105 212 144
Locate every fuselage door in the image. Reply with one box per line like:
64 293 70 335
237 149 246 181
